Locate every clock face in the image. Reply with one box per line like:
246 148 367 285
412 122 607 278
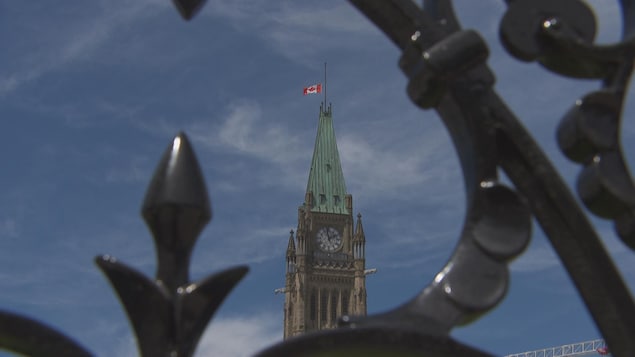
316 227 342 252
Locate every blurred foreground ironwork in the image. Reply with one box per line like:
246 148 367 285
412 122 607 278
1 0 634 356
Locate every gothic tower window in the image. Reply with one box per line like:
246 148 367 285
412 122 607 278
310 290 316 321
319 194 326 204
342 290 349 315
330 290 338 323
320 289 328 322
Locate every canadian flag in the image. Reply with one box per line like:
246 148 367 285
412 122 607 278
596 346 609 355
303 84 322 95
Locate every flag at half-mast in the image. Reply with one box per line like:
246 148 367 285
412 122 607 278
303 83 322 95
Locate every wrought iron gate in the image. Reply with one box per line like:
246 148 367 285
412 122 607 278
1 0 634 356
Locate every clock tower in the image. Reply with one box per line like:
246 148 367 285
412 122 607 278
283 103 367 339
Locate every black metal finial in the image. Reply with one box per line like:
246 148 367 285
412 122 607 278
96 132 248 357
172 0 208 20
142 132 211 291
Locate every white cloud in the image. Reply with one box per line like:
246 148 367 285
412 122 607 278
104 157 151 184
509 221 635 274
0 218 18 238
90 302 281 357
215 101 308 164
0 0 169 96
193 225 290 274
204 1 373 64
182 100 310 191
338 130 461 201
189 98 462 201
206 1 368 35
194 313 282 357
340 134 427 189
111 335 137 357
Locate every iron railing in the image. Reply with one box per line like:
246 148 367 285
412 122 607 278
504 338 607 357
1 0 634 356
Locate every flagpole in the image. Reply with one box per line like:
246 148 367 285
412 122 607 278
324 62 327 111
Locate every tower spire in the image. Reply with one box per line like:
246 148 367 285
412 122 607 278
355 213 366 242
284 98 367 339
286 230 296 253
305 105 347 214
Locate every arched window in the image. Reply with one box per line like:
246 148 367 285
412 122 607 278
309 291 316 321
330 290 337 322
320 289 328 322
342 290 349 315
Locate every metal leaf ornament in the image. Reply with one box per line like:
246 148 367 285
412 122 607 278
96 133 248 357
0 310 92 357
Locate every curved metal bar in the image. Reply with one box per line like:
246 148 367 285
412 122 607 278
256 325 492 357
348 0 635 355
1 1 634 356
492 92 635 357
499 0 635 250
499 0 635 80
343 0 531 337
551 0 635 250
0 309 93 357
423 0 461 33
620 0 635 39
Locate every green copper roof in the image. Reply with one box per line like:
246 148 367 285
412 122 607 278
305 104 349 214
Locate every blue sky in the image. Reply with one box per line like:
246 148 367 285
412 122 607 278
0 0 633 356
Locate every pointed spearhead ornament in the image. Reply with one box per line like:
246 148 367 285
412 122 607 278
96 132 248 357
142 132 211 291
172 0 207 20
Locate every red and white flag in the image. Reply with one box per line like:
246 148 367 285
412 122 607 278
596 346 609 355
303 83 322 95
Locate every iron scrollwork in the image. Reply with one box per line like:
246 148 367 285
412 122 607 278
261 0 635 356
0 0 634 356
1 133 248 357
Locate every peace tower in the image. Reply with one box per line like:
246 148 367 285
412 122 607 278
283 103 367 339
